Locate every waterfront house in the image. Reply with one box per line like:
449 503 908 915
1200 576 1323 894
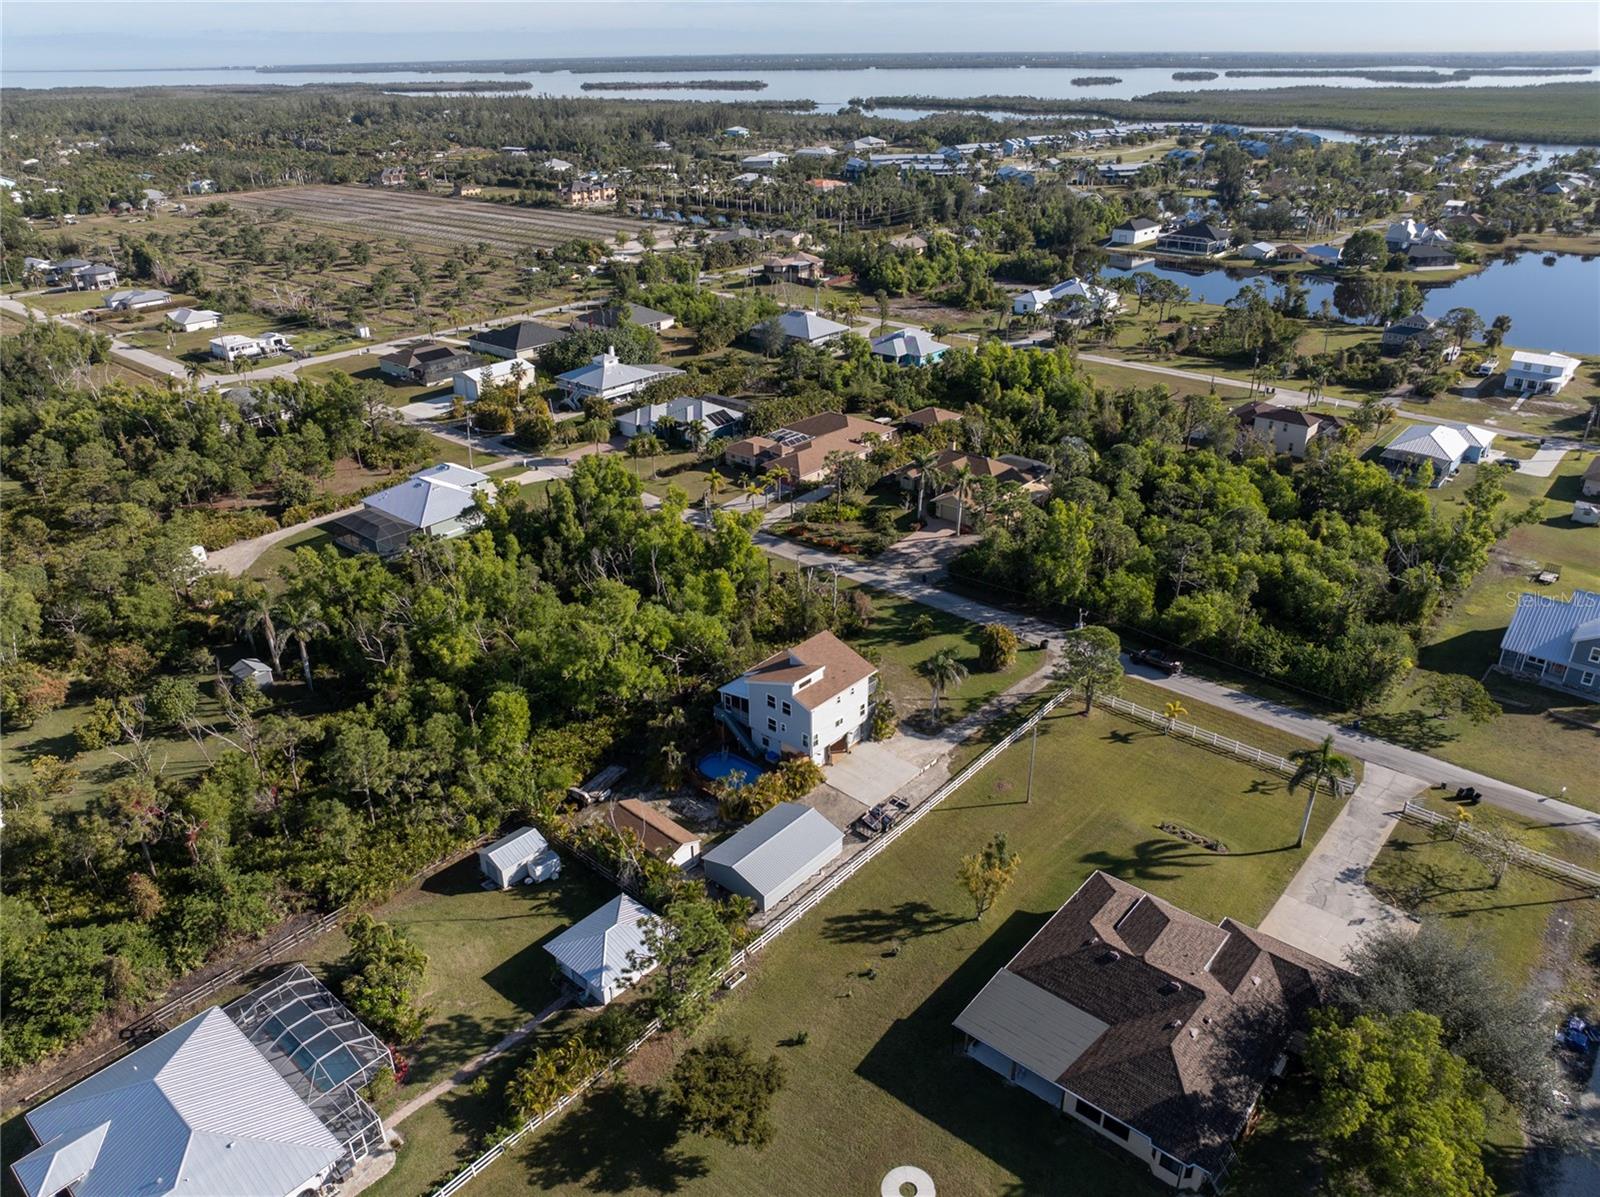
1157 221 1230 256
1111 217 1161 246
1506 350 1581 395
1380 313 1458 358
1497 589 1600 699
954 873 1344 1192
1406 242 1455 271
1239 241 1277 261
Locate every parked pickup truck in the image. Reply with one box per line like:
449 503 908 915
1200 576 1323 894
1130 648 1184 676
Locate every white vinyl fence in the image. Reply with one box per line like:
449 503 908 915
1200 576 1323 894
1094 692 1356 796
430 685 1077 1196
1399 801 1600 891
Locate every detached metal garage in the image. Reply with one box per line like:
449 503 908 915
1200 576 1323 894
700 802 843 912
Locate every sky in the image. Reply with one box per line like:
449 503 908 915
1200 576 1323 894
2 1 1597 70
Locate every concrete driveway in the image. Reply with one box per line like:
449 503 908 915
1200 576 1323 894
824 742 921 808
399 397 455 422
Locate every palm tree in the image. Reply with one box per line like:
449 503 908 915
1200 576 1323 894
275 597 327 690
1287 736 1355 849
703 468 724 512
918 647 968 717
236 585 284 677
948 463 977 535
909 447 942 524
766 465 792 508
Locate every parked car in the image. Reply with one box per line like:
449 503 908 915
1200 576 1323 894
1130 648 1184 675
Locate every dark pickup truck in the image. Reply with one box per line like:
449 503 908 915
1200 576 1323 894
1130 648 1184 676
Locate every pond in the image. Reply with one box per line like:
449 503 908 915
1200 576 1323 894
1097 251 1600 356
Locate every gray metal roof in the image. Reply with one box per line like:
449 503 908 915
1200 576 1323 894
14 1008 343 1197
700 803 842 897
1500 588 1600 661
954 968 1109 1083
543 893 656 996
481 825 550 872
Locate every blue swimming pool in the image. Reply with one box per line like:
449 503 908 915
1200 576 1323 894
699 749 767 788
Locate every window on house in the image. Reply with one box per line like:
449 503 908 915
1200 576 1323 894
767 718 777 732
802 734 809 747
1589 647 1600 664
1582 672 1596 689
781 701 791 715
761 736 769 748
1101 1115 1130 1141
1156 1153 1180 1175
1074 1099 1102 1126
766 694 776 708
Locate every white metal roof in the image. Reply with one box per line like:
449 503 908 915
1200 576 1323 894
700 802 843 898
556 350 681 394
543 894 656 996
1509 350 1580 371
774 309 850 342
167 307 220 324
1381 421 1493 464
1500 589 1600 660
14 1008 342 1197
871 328 950 359
363 463 494 530
481 825 550 872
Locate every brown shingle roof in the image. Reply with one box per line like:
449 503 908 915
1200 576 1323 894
742 630 876 711
612 799 700 857
961 872 1345 1175
903 405 962 429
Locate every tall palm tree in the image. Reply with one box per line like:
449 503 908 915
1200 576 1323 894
1287 736 1355 849
275 597 327 691
236 584 284 677
909 447 943 524
703 468 724 512
948 463 977 535
918 647 968 717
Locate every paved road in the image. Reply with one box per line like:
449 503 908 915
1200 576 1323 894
757 531 1599 840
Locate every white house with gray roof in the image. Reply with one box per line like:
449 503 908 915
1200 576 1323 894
764 309 851 347
11 966 389 1197
700 801 844 912
554 348 683 409
1378 421 1495 485
543 893 656 1005
1506 350 1581 395
1497 588 1600 699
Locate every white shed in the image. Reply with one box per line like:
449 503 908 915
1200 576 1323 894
479 826 561 889
228 658 274 688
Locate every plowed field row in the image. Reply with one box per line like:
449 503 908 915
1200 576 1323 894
228 186 656 252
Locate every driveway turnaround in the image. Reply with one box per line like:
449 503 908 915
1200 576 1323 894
823 741 922 808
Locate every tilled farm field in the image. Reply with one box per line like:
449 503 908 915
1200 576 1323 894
228 185 665 252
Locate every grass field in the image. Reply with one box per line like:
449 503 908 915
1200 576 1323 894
1371 451 1600 805
1366 795 1600 991
287 854 619 1102
373 696 1339 1197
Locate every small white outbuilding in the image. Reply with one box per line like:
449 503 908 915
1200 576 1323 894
479 826 562 889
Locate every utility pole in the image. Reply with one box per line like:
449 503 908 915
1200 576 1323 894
1025 714 1040 804
465 416 474 469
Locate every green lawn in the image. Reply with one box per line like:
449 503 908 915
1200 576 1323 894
1370 451 1600 806
384 699 1339 1197
296 360 451 407
638 449 721 505
846 587 1046 721
288 854 618 1102
1 672 230 812
1365 795 1600 990
248 525 336 583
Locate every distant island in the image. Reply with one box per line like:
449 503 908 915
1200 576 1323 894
580 79 767 91
1173 71 1219 81
1071 76 1122 87
373 80 533 93
1224 67 1590 84
250 50 1600 75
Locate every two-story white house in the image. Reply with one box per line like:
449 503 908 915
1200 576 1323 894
716 631 877 765
1505 350 1581 396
